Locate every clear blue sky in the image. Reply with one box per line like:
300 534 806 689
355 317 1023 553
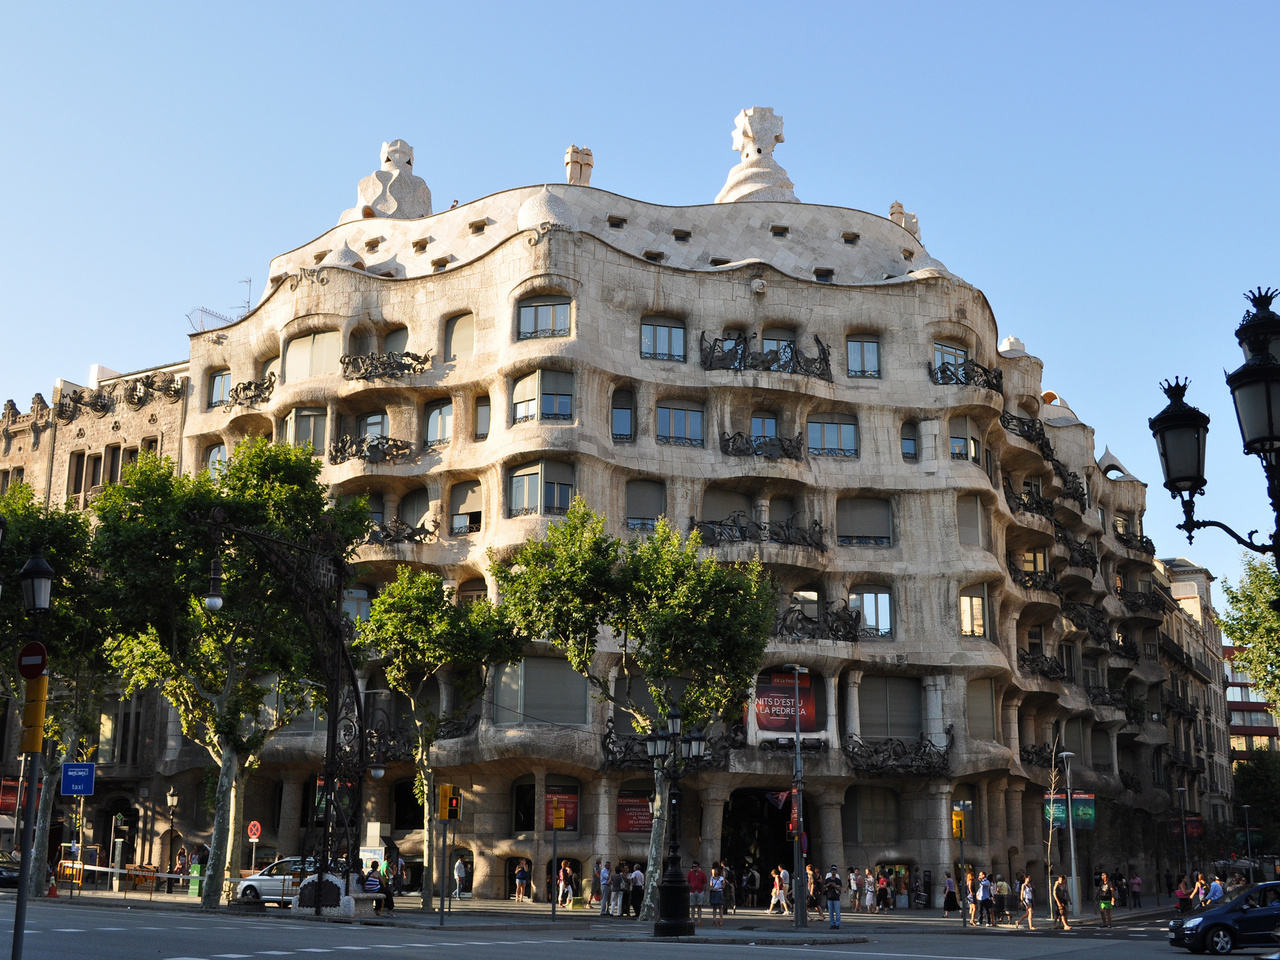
3 1 1277 604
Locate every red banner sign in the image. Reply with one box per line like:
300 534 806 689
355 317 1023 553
0 779 18 815
616 791 653 834
752 672 817 732
545 788 580 831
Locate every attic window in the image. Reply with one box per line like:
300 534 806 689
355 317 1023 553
672 229 691 242
312 250 331 265
364 237 385 253
770 224 790 238
412 237 432 254
709 257 731 267
813 268 834 283
431 256 451 272
643 250 666 263
608 215 627 229
378 271 396 278
902 249 915 261
842 232 860 246
469 219 488 235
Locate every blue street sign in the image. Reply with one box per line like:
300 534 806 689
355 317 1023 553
60 763 95 796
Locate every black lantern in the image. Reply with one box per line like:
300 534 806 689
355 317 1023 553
204 557 224 612
1149 378 1209 501
1227 290 1280 459
19 554 54 614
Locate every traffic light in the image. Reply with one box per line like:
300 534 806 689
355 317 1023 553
552 799 565 830
438 784 463 820
19 673 47 754
952 811 965 840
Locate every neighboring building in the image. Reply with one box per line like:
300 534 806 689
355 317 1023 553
1224 632 1280 762
1157 558 1233 827
2 113 1195 897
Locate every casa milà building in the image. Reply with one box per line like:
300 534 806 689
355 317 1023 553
0 109 1183 899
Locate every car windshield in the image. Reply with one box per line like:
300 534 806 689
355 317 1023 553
0 851 16 866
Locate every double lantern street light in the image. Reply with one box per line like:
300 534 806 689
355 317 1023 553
645 707 707 938
1150 287 1280 598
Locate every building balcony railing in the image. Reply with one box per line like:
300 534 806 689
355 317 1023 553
339 350 431 381
1006 553 1063 596
1020 742 1056 768
699 332 834 382
328 434 416 465
773 595 870 644
1018 649 1066 681
1119 588 1165 616
1054 527 1099 573
655 434 704 448
843 725 953 777
720 431 805 461
1110 634 1141 661
601 717 744 770
1062 600 1110 647
1087 686 1129 709
690 510 826 551
1003 478 1056 520
1113 524 1156 554
927 359 1003 393
362 517 437 545
226 372 276 407
1120 770 1143 793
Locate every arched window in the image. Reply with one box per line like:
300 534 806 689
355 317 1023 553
204 443 227 475
283 331 340 381
494 658 589 724
517 296 571 340
399 489 432 528
837 498 892 546
425 400 453 447
457 578 487 605
357 411 388 438
934 341 968 371
445 314 474 362
343 584 374 621
511 774 536 833
208 369 230 408
949 416 981 462
625 479 665 532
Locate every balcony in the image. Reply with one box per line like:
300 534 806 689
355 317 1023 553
1113 523 1156 555
720 431 805 462
928 358 1003 393
1018 649 1066 681
602 718 745 770
1062 600 1110 647
773 595 866 644
226 372 276 408
1003 478 1056 521
339 350 430 381
1087 686 1129 709
843 726 954 777
699 332 833 382
328 434 416 465
1119 588 1165 618
1006 553 1063 596
690 511 826 551
1054 529 1099 573
362 517 437 545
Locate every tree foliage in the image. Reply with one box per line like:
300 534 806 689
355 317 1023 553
1219 554 1280 709
1233 746 1280 854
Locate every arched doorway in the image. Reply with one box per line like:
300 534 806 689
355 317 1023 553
721 788 806 882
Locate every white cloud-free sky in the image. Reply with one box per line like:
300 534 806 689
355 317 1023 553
3 1 1277 603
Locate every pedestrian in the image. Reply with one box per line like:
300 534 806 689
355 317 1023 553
849 867 860 913
977 871 994 925
1176 874 1192 914
453 856 467 899
769 867 789 915
965 870 977 924
877 869 891 913
1191 872 1207 907
592 859 602 905
365 859 395 918
686 859 708 925
806 864 826 922
599 860 612 916
778 863 791 909
629 863 644 918
746 863 760 909
1115 870 1127 908
514 859 529 902
709 864 726 926
1129 872 1142 908
1098 872 1115 928
993 874 1010 923
613 862 629 917
942 870 959 917
1016 874 1035 930
1207 874 1224 904
722 862 737 914
1052 874 1072 930
864 868 876 914
824 865 843 929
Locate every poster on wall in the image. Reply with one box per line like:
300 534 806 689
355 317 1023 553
1070 792 1095 829
1043 792 1066 828
751 671 817 732
545 787 580 831
616 790 653 833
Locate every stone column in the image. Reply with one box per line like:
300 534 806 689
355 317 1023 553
382 492 401 526
988 779 1008 879
1082 719 1095 769
923 676 947 747
977 780 991 850
1019 707 1037 755
1110 729 1120 776
927 782 954 907
823 673 839 741
277 779 304 858
698 786 731 864
326 400 339 450
843 670 863 741
754 497 769 526
470 778 509 899
814 789 845 873
1005 782 1026 878
1003 696 1023 757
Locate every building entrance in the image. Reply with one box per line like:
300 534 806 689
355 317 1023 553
721 788 806 884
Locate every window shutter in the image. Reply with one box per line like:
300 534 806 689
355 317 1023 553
445 314 474 361
383 327 409 354
626 480 665 518
450 480 482 515
859 677 889 738
541 370 574 395
885 677 923 738
966 678 996 741
523 658 589 724
312 331 340 374
837 498 891 538
958 495 981 546
613 388 634 410
283 335 310 383
542 460 574 485
494 664 521 724
512 373 538 403
702 489 752 522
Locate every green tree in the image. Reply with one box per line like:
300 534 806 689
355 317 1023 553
92 440 367 908
492 500 776 918
1220 554 1280 708
0 481 111 898
356 567 522 813
1233 746 1280 856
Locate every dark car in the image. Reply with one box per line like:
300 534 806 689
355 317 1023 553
1168 880 1280 954
0 851 19 888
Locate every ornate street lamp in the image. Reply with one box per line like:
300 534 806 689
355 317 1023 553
19 554 54 615
649 706 707 938
1150 289 1280 605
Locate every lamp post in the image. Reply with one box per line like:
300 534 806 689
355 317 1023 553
1177 786 1191 879
166 788 179 893
648 706 707 938
1242 804 1254 884
1058 752 1080 917
783 663 809 930
1149 288 1280 598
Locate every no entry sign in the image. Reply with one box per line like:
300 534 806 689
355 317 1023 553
18 641 46 680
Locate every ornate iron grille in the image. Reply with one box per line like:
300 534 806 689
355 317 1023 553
927 359 1003 393
1017 649 1066 680
1118 589 1164 614
1005 552 1063 596
1019 742 1055 768
339 350 431 381
1113 526 1157 554
772 595 863 643
719 431 805 461
226 373 276 408
1061 600 1109 646
1002 478 1055 519
328 435 416 465
699 332 833 381
362 517 437 545
842 726 953 777
690 510 826 551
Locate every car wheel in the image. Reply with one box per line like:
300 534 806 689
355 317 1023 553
1206 927 1235 955
241 886 260 900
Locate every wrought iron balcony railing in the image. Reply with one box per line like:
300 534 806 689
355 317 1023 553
1054 526 1099 573
363 517 437 545
1020 742 1055 768
1061 600 1109 646
1119 588 1164 615
328 434 416 465
927 359 1003 393
843 725 953 777
339 350 431 381
699 332 834 382
1017 649 1066 681
690 510 826 551
1119 770 1143 793
1113 524 1156 554
1006 552 1063 596
773 595 865 643
720 431 805 461
1087 686 1129 709
226 372 276 407
1003 477 1055 520
601 717 744 770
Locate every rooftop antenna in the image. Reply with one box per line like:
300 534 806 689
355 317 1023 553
239 277 253 316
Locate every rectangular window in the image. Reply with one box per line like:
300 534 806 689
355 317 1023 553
543 460 574 515
512 374 538 423
540 371 574 421
849 587 892 637
426 401 453 446
357 412 387 438
494 659 590 725
656 402 704 446
509 461 573 517
957 494 986 547
846 339 880 378
640 321 686 361
517 298 571 339
1082 657 1100 688
934 341 968 370
1059 644 1078 683
612 389 634 441
88 454 103 489
761 329 795 372
474 396 491 440
807 416 858 457
751 413 777 438
859 676 923 739
966 678 997 740
901 422 918 461
284 331 340 381
208 370 230 408
625 479 665 532
837 498 892 546
70 451 86 495
450 480 482 535
960 585 986 637
290 408 327 451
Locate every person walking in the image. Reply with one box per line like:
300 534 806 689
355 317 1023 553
864 868 877 914
1098 872 1115 928
768 867 789 915
942 871 959 917
807 864 826 922
612 862 629 917
628 863 644 918
977 871 994 925
965 871 977 924
721 862 736 915
708 864 726 926
1016 874 1035 930
599 860 612 917
1052 874 1072 930
514 859 529 902
453 856 467 900
1129 872 1142 908
592 859 602 906
993 874 1010 923
848 867 860 914
824 865 843 929
686 860 708 925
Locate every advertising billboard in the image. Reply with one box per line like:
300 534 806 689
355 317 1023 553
752 671 817 733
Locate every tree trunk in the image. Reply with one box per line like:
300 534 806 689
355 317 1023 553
200 743 239 909
639 764 670 922
226 764 248 883
27 743 67 900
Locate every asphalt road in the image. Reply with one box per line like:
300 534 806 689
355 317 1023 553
0 897 1217 960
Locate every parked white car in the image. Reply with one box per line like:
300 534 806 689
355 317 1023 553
237 858 311 905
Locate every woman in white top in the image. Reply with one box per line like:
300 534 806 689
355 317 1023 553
1016 875 1035 930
